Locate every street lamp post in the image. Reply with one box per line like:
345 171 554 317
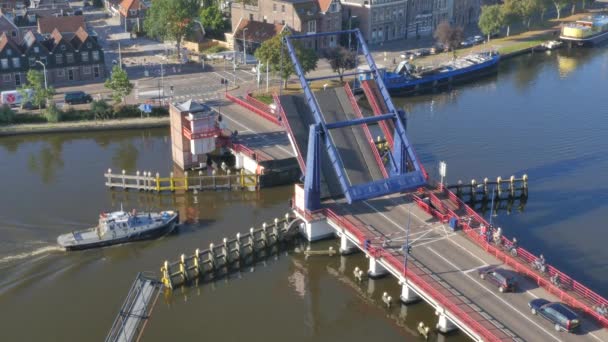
35 60 47 90
243 28 249 65
348 16 357 51
403 206 411 281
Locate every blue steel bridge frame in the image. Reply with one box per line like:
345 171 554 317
283 29 426 210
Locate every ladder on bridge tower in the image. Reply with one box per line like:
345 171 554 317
283 29 427 210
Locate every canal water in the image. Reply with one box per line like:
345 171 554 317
0 46 607 341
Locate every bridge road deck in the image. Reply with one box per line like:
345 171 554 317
326 195 608 342
217 99 295 161
315 87 386 185
278 94 342 198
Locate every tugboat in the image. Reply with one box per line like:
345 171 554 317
57 209 179 251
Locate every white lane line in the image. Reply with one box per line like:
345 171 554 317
446 236 490 266
362 201 408 234
427 247 563 342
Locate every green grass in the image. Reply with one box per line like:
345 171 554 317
498 39 547 55
252 94 274 105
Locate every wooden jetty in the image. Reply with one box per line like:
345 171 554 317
105 272 162 342
104 168 259 192
161 214 299 289
447 175 528 202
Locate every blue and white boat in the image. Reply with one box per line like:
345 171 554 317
360 51 500 95
57 209 179 251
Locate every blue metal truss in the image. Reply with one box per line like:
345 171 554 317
285 29 426 210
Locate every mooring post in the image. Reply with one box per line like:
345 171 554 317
135 171 140 190
184 171 189 191
261 222 268 247
483 177 489 200
223 237 229 263
170 172 175 192
522 174 528 197
209 243 216 271
456 180 462 198
198 170 203 190
509 175 515 197
161 260 173 289
249 227 255 250
107 168 113 188
194 248 201 276
273 218 280 242
122 169 126 189
180 254 188 282
496 176 502 197
156 172 160 192
235 233 241 260
470 179 476 201
227 169 232 190
212 170 217 190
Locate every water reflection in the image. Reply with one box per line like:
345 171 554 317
26 136 64 184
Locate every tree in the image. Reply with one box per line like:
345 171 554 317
43 102 62 123
501 0 520 36
254 31 318 88
324 47 358 82
434 22 464 57
479 5 504 42
0 105 15 125
200 5 228 39
552 0 568 19
517 0 542 27
144 0 202 61
19 69 55 109
104 65 134 104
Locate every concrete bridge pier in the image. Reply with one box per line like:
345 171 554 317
300 218 334 242
435 307 458 333
367 256 388 279
339 233 358 255
399 280 421 304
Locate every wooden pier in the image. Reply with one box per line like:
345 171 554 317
104 168 259 192
160 214 299 289
447 174 528 202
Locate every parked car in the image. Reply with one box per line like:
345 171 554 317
472 35 485 44
20 100 46 110
478 267 517 292
64 91 93 105
430 43 447 54
413 48 430 57
529 299 581 332
400 51 415 59
460 38 474 48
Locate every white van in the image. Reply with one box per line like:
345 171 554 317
0 89 33 107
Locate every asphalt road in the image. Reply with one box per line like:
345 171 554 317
335 194 608 342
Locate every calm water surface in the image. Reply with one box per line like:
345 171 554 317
0 46 607 341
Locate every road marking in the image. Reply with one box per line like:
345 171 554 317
427 247 564 342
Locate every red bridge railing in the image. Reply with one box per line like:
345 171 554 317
422 186 608 328
294 204 508 341
225 93 281 126
361 80 394 147
344 82 388 178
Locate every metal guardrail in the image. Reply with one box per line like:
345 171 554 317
426 186 608 328
294 204 506 341
361 80 394 147
225 93 281 126
105 272 162 342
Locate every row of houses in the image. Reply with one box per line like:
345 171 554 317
228 0 487 52
0 1 106 90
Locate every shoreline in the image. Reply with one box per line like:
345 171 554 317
0 117 170 137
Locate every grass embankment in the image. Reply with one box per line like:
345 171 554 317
252 79 344 104
0 116 169 136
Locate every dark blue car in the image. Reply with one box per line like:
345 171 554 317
529 299 580 332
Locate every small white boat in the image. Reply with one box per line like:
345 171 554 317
542 40 563 50
57 209 179 251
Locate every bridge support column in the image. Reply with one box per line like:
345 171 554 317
367 256 388 279
339 233 358 255
399 281 420 304
300 218 334 242
435 308 457 333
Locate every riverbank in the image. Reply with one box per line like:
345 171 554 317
0 116 169 136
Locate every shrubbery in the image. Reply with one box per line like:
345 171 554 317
0 103 169 126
